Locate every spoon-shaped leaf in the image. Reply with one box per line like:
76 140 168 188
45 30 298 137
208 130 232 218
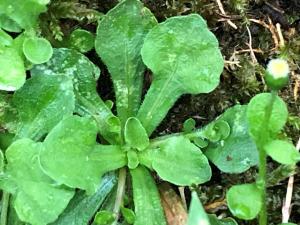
130 166 166 225
0 139 74 225
40 116 126 194
137 14 224 135
140 136 211 186
95 0 157 124
13 74 75 140
31 48 120 144
125 117 149 151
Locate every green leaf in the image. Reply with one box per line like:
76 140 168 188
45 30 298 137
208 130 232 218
204 105 258 173
137 14 224 135
95 0 157 123
13 74 75 140
94 210 115 225
140 136 211 186
183 118 196 133
187 192 210 225
1 139 74 225
51 173 117 225
208 215 238 225
125 117 149 150
0 132 14 150
247 93 288 142
226 183 262 220
264 140 299 165
121 207 135 224
68 29 95 53
127 150 140 169
31 48 121 144
130 166 166 225
0 149 3 172
0 0 49 29
40 116 126 194
23 37 53 64
7 202 26 225
0 28 13 47
0 14 22 32
203 120 230 142
0 47 26 91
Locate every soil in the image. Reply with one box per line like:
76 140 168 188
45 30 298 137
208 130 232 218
44 0 300 224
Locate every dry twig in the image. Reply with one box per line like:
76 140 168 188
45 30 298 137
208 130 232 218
215 0 237 29
246 25 258 64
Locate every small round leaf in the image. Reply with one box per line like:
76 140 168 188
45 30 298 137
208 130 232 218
226 183 262 220
94 210 115 225
69 29 95 53
23 37 53 64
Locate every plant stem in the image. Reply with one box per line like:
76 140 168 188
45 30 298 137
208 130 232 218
258 90 277 225
0 191 10 225
113 167 127 224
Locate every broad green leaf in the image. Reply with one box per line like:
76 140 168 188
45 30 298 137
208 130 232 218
208 215 238 225
247 93 288 142
0 28 13 47
0 14 22 32
140 136 211 186
0 0 49 29
23 37 53 64
1 139 74 225
40 116 126 194
130 166 166 225
226 183 262 220
137 14 224 135
13 74 75 140
125 117 149 150
0 47 25 91
264 140 299 165
51 173 117 225
68 29 95 53
204 105 258 173
31 48 120 144
187 192 210 225
95 0 157 123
